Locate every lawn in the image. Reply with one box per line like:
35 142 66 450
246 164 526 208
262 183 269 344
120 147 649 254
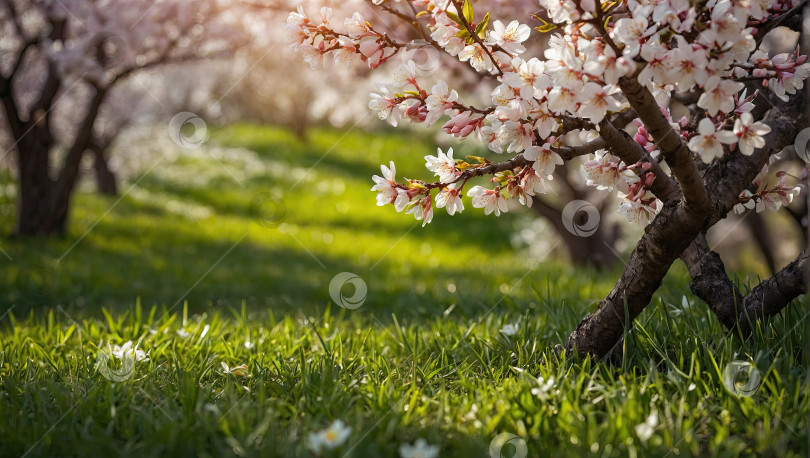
0 125 807 457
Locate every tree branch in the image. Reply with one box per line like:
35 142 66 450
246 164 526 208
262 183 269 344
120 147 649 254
448 0 504 76
597 118 681 202
618 76 709 213
681 234 742 329
556 137 607 161
737 247 809 335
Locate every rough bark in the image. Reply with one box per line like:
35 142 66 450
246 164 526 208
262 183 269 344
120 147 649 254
681 234 743 329
737 248 809 335
678 99 806 334
565 199 707 357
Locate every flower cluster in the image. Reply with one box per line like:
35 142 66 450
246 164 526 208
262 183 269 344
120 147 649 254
289 0 810 229
617 167 662 226
734 170 803 214
286 7 400 69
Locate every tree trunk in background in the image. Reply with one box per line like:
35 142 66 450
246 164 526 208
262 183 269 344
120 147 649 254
745 211 777 274
15 125 57 235
532 198 620 269
90 142 118 195
12 87 107 236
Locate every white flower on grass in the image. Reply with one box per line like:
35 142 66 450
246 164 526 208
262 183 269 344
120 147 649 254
634 411 659 442
531 376 556 400
111 341 149 362
424 148 461 183
176 329 192 339
399 438 440 458
467 186 508 216
687 118 737 164
307 420 352 453
220 362 249 377
732 112 771 156
499 323 519 337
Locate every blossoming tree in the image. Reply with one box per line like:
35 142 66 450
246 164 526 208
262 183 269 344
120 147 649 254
288 0 809 356
0 0 246 235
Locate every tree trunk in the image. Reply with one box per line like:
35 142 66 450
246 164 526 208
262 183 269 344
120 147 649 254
531 198 620 269
681 234 742 329
565 82 802 359
90 141 118 195
745 211 777 274
565 200 704 358
12 87 108 236
15 124 58 236
736 247 808 335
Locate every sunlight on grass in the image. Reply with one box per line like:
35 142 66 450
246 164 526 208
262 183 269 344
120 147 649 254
0 125 806 457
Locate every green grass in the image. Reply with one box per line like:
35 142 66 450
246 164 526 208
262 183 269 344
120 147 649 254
0 125 807 457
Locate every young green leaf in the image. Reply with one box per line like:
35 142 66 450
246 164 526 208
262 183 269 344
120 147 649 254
462 0 474 24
